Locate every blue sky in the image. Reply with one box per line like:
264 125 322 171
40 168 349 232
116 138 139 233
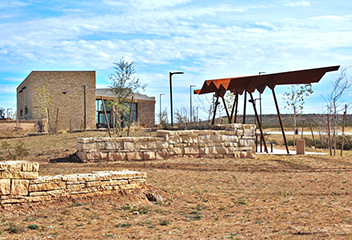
1 0 352 121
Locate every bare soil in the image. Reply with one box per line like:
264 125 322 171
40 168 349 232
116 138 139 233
0 129 352 239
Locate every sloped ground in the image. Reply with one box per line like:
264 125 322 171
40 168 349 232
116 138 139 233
1 130 352 239
1 153 352 239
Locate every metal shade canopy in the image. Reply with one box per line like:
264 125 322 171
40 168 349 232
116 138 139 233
195 65 340 97
194 65 340 154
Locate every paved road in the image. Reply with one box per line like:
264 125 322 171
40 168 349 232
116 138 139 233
266 131 352 136
256 148 327 155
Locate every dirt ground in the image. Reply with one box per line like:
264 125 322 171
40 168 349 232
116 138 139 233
1 129 352 239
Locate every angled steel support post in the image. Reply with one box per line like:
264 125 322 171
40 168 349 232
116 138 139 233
230 93 238 123
221 96 231 123
243 91 247 124
234 93 239 123
249 92 268 153
271 88 289 154
211 94 220 125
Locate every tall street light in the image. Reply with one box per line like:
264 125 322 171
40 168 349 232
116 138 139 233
190 85 196 123
159 93 164 124
258 72 265 152
169 71 184 126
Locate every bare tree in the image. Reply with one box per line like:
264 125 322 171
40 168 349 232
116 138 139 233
322 67 351 155
175 106 189 126
194 91 236 124
109 58 147 131
194 94 214 122
34 85 55 132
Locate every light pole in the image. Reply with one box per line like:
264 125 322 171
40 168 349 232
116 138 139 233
169 71 184 126
159 93 164 124
190 85 196 123
258 72 265 152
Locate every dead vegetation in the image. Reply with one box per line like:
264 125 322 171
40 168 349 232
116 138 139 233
0 129 352 239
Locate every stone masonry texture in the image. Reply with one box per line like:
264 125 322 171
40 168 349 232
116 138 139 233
17 71 96 131
137 102 155 127
0 160 146 205
77 124 256 162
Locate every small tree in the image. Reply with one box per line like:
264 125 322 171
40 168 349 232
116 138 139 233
158 109 168 128
35 85 55 131
322 67 351 155
109 58 147 131
283 84 313 129
283 84 313 144
175 106 189 126
0 107 5 120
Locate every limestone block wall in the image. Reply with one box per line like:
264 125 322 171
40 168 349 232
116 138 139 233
77 124 255 162
0 161 146 205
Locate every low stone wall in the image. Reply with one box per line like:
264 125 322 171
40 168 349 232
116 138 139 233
77 124 255 162
0 161 146 205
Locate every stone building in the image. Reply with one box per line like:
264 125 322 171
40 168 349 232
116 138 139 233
17 71 155 131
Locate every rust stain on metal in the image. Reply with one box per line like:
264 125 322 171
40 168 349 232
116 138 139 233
195 65 340 97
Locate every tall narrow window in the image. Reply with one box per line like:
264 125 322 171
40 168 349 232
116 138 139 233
25 107 28 115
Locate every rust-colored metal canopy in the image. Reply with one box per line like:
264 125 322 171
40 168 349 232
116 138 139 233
195 65 340 97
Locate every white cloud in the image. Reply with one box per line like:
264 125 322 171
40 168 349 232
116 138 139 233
0 0 29 9
284 1 310 7
1 0 352 115
0 85 16 93
309 15 349 21
103 0 126 6
104 0 192 9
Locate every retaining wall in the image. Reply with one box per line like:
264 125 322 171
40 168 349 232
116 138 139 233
77 124 255 162
0 161 146 205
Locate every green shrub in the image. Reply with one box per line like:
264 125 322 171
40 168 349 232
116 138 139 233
8 224 25 234
1 140 29 160
27 224 39 230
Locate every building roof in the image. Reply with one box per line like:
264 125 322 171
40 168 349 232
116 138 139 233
194 65 340 97
96 88 155 102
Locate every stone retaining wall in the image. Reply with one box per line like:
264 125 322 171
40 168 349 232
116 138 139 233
77 124 255 162
0 161 146 205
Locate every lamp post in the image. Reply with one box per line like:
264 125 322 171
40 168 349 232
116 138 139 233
190 85 196 123
258 72 265 152
169 71 184 126
159 93 164 124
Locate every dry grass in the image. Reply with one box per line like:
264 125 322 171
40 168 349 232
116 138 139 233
1 129 352 239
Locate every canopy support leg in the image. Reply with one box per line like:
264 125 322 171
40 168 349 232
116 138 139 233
221 96 231 123
249 92 268 153
234 93 239 123
243 91 247 124
211 95 220 125
271 88 289 154
230 93 238 123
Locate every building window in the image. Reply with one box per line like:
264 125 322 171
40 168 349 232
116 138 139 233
95 99 137 128
20 109 23 117
25 107 28 115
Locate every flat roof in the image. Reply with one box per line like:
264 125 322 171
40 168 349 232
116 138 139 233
96 88 155 102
